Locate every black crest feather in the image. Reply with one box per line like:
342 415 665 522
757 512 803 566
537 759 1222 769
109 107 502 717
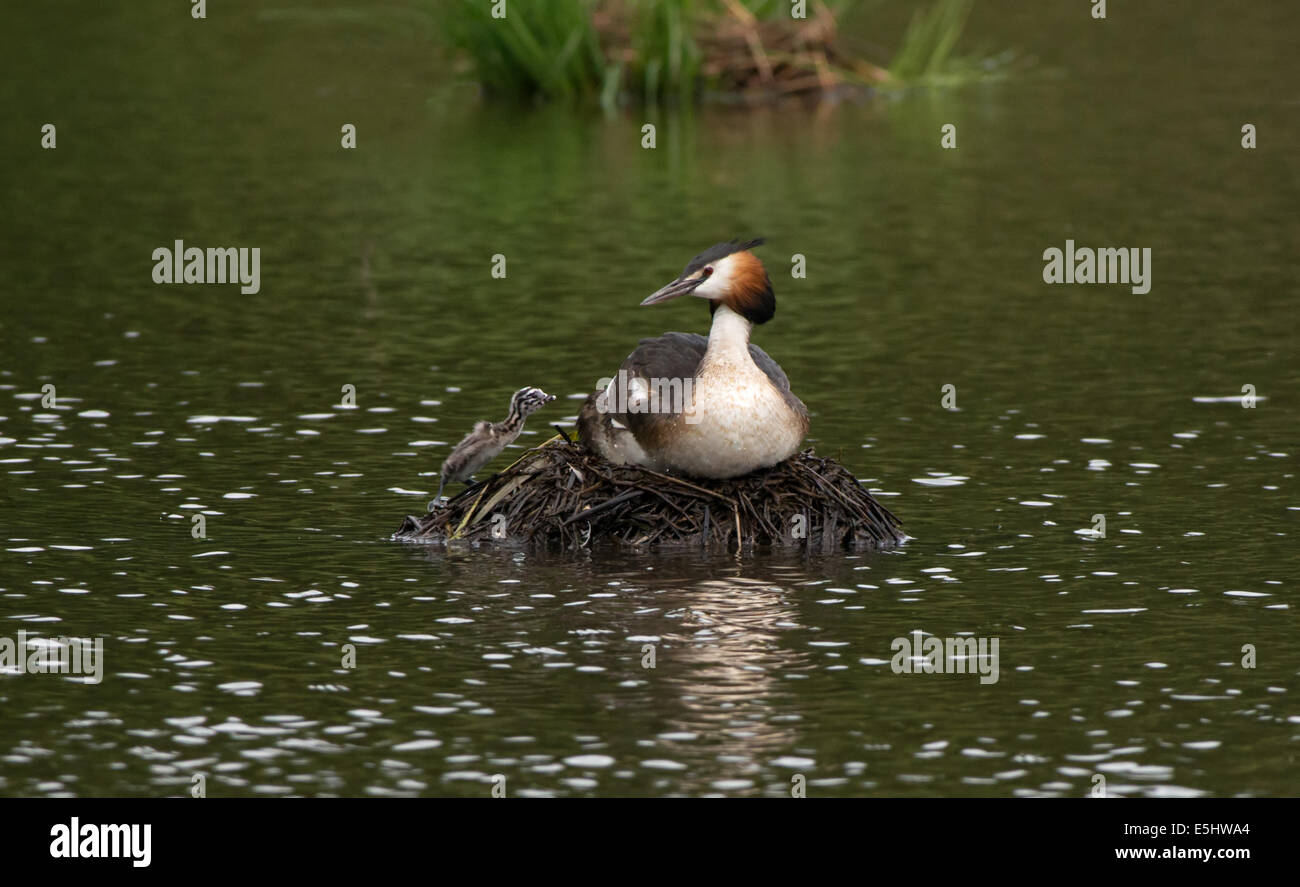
682 237 765 277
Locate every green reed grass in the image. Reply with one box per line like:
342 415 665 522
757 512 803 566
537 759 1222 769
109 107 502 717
439 0 1000 106
885 0 1004 86
441 0 606 102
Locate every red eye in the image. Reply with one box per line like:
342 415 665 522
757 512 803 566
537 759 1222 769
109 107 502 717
702 267 713 277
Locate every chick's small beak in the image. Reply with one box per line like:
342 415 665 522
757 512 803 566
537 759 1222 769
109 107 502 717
641 275 703 306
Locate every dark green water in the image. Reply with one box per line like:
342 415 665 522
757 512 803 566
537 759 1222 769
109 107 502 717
1 1 1296 797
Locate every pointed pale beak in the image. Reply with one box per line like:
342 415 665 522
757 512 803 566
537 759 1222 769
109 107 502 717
641 276 703 306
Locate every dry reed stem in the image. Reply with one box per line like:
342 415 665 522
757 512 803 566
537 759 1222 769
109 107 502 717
395 439 904 552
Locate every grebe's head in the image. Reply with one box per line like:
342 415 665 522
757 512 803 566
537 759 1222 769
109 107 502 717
640 238 776 325
510 387 555 417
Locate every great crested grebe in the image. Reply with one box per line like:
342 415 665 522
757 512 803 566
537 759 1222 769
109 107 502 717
434 387 555 504
577 238 809 479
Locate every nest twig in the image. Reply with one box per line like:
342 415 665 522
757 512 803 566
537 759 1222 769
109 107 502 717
394 438 904 552
592 0 889 101
696 0 890 97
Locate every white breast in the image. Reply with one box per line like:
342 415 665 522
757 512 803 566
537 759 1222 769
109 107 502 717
653 355 802 478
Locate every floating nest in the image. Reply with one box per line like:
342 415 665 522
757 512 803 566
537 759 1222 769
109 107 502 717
596 0 890 102
393 438 904 552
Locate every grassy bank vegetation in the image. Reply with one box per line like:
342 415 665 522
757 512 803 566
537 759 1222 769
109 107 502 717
439 0 1010 107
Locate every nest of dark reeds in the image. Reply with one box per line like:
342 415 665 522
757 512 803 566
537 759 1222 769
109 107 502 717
393 437 904 551
693 0 891 98
597 0 891 102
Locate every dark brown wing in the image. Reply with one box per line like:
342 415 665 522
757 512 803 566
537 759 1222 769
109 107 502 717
624 332 708 386
625 331 801 392
579 332 806 448
749 338 810 437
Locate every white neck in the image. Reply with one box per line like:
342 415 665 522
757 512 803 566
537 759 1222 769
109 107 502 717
704 304 754 364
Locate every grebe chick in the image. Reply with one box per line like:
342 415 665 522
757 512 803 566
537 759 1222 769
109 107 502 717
577 239 808 480
433 387 555 505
